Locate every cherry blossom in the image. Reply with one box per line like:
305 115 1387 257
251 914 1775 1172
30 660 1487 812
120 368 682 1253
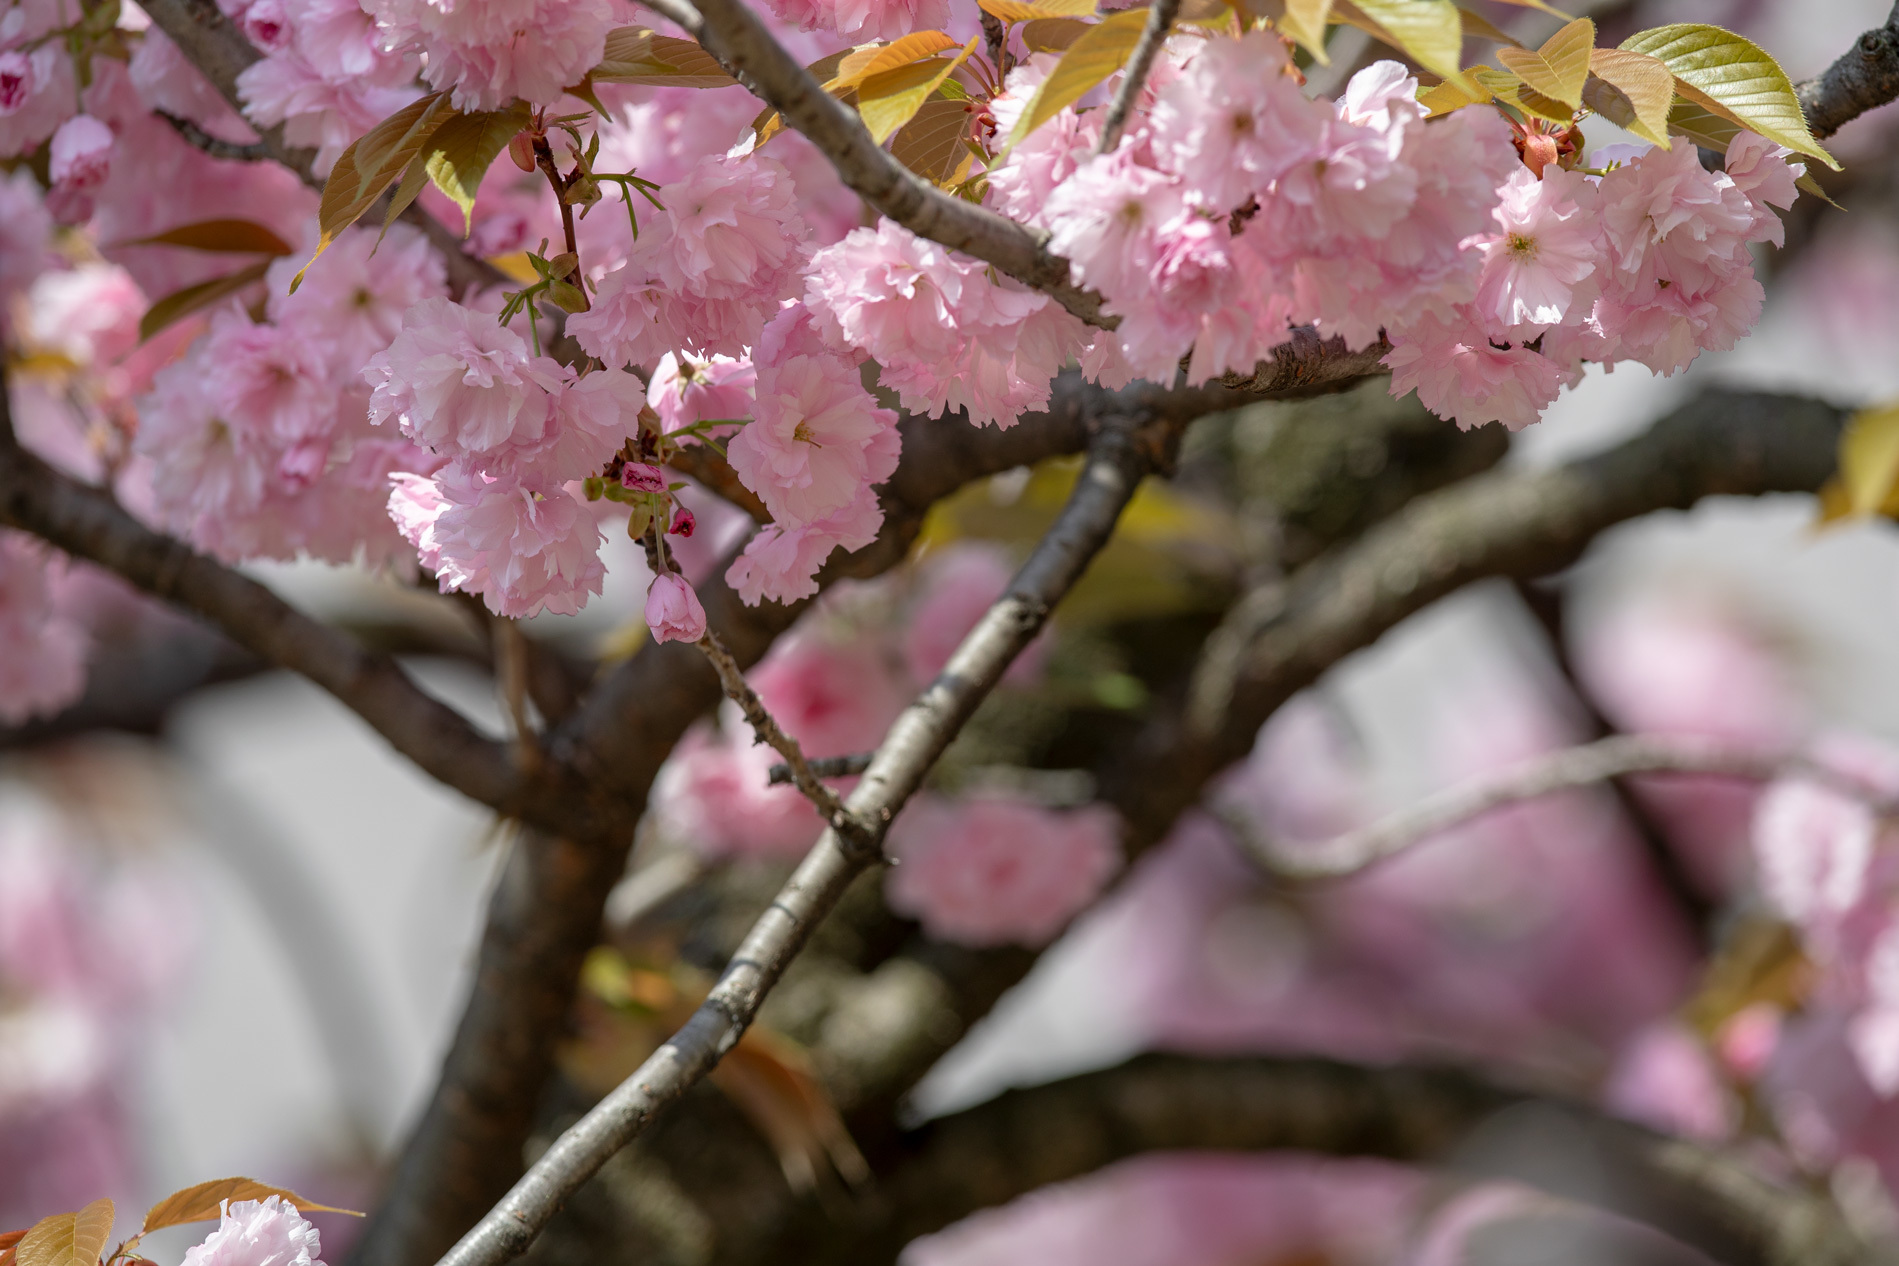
364 0 614 112
645 573 708 644
726 352 899 528
886 793 1122 947
181 1197 326 1266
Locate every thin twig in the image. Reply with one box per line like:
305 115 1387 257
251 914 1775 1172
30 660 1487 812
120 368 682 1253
1096 0 1178 155
157 109 269 161
1225 733 1897 882
767 753 873 786
695 629 866 841
433 412 1158 1266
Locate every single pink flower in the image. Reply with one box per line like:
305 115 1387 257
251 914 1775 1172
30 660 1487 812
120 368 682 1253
181 1197 325 1266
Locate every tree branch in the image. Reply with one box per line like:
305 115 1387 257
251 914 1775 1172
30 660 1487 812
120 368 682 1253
1799 0 1899 139
776 1053 1877 1266
432 410 1164 1266
1096 0 1178 155
157 109 269 161
0 372 593 839
137 0 512 299
1225 733 1897 881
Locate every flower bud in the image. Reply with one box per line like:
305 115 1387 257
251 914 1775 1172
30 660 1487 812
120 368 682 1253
645 573 707 644
621 462 666 493
668 506 696 538
509 131 538 172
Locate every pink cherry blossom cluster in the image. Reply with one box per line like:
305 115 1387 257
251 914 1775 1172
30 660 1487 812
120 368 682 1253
887 792 1122 947
229 0 424 176
181 1198 326 1266
368 295 647 616
135 224 446 567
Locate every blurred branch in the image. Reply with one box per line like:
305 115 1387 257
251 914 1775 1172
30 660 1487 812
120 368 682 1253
0 371 595 839
1096 0 1178 154
775 1053 1880 1266
156 109 268 161
767 753 872 785
1799 0 1899 139
434 410 1164 1266
137 0 511 298
1225 733 1895 881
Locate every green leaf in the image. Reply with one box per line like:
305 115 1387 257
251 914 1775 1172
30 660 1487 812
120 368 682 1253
292 92 454 292
118 219 295 255
858 37 976 145
16 1201 112 1266
1620 22 1838 169
1341 0 1465 84
1280 0 1334 63
1005 7 1150 150
1495 15 1592 108
142 1180 361 1234
1663 93 1741 151
138 260 273 342
1583 46 1673 146
424 103 533 235
590 27 736 86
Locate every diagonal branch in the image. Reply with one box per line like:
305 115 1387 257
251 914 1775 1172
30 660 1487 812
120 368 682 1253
0 371 593 839
780 1053 1878 1266
138 0 512 298
1799 0 1899 139
1096 0 1179 155
1224 733 1899 881
643 0 1108 326
433 409 1165 1266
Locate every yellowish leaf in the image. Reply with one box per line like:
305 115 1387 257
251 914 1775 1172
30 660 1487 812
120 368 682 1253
1280 0 1334 63
293 92 454 292
142 1180 361 1234
1006 7 1150 150
858 37 977 145
1826 402 1899 521
1495 15 1592 107
1418 76 1487 116
858 31 959 77
1514 81 1576 121
485 252 540 284
1583 46 1673 145
1485 0 1569 13
1455 5 1520 49
117 219 295 255
1468 63 1522 99
591 26 736 86
16 1201 112 1266
1664 93 1740 152
891 96 979 181
755 50 852 144
978 0 1096 22
138 260 272 342
1621 22 1838 169
423 103 533 235
1021 16 1090 50
1341 0 1465 84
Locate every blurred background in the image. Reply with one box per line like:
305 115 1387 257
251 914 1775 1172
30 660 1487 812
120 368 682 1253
9 0 1899 1262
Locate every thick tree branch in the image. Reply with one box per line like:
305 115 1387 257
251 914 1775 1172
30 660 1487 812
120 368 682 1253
1096 0 1178 155
778 1053 1877 1266
138 0 511 298
645 0 1106 325
433 411 1164 1266
1228 733 1897 881
1799 1 1899 139
157 109 269 161
0 377 592 839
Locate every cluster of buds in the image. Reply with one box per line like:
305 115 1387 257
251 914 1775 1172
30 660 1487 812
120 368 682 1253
582 406 697 543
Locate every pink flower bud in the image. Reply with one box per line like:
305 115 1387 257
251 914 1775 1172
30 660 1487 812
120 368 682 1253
50 115 113 191
0 51 34 114
621 462 666 493
668 505 696 538
645 573 707 644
